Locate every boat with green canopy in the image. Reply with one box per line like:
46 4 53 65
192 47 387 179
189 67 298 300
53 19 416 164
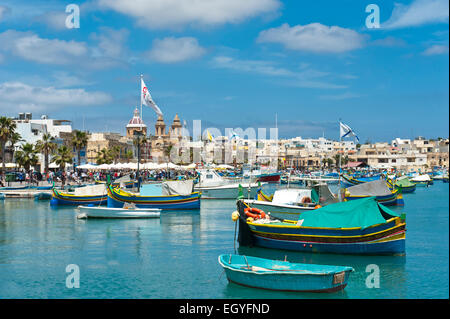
236 197 406 255
387 176 416 193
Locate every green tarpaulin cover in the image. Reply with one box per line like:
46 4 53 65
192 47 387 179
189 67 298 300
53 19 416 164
396 177 414 187
299 197 400 229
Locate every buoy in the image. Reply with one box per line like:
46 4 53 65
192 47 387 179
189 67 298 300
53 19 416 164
314 204 322 209
246 217 254 223
231 211 239 221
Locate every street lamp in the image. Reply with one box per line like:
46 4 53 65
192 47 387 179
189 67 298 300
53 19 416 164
134 130 144 190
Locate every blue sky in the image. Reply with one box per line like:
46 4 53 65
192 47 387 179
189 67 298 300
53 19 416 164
0 0 448 142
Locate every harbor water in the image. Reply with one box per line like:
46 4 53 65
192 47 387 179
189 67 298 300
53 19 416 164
0 182 448 299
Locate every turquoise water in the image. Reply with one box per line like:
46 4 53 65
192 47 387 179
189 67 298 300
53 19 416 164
0 182 448 299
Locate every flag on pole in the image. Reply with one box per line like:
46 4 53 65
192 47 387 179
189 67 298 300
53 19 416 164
141 78 163 116
206 130 215 142
340 122 359 142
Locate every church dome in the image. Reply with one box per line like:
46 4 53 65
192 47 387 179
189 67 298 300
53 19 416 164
127 108 147 128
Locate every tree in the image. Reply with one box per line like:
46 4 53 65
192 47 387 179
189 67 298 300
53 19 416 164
53 145 73 170
95 148 113 165
35 133 57 174
110 145 121 164
14 143 38 178
71 130 88 168
164 144 173 162
124 149 134 163
0 116 17 174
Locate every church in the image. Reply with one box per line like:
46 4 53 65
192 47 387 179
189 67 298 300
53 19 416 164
126 107 183 163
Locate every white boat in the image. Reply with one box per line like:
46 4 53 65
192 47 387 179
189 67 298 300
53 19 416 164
409 174 433 186
194 169 265 199
76 205 161 219
243 184 338 220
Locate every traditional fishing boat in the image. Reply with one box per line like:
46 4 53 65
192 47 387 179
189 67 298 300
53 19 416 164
76 205 161 219
236 197 406 255
343 179 404 206
218 254 353 292
194 169 264 199
410 174 433 186
341 174 381 187
50 184 108 206
387 176 416 193
107 181 201 210
244 184 338 221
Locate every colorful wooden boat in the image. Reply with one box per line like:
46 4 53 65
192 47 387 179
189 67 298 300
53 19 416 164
343 179 404 206
76 205 161 219
255 172 281 183
410 174 433 186
341 174 381 187
236 197 406 255
218 254 353 292
50 187 107 206
107 184 201 210
387 177 416 193
244 184 338 221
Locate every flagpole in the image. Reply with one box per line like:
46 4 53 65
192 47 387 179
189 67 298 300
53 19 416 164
338 119 342 201
140 74 143 126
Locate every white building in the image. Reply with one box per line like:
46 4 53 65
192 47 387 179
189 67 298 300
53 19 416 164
13 113 73 172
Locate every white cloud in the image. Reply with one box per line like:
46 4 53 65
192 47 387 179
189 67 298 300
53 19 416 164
0 81 112 113
383 0 449 29
211 56 346 89
0 29 130 69
33 11 68 30
422 44 449 55
146 37 206 63
0 30 88 65
97 0 280 30
257 23 366 53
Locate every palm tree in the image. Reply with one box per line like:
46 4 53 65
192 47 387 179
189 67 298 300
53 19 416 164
8 132 23 166
95 148 113 165
0 116 17 174
110 145 121 164
53 146 73 170
124 149 134 163
71 130 88 168
133 134 148 163
35 133 57 174
14 143 39 181
164 144 173 162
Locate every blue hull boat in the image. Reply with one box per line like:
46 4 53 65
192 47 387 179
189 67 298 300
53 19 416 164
218 254 353 292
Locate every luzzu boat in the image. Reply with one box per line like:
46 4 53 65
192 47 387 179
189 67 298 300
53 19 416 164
244 184 338 221
343 179 404 206
409 174 433 186
236 197 406 255
107 184 201 210
50 186 108 206
218 254 354 292
387 176 416 193
341 174 381 187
